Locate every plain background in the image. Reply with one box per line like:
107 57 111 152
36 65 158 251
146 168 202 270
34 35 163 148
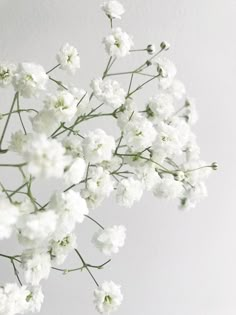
0 0 236 314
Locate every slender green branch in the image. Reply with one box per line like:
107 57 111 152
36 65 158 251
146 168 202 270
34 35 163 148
85 214 104 230
0 92 18 150
49 76 68 90
46 64 60 75
74 249 99 287
52 259 111 274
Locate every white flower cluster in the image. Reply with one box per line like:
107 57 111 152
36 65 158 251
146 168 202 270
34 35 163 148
0 1 216 314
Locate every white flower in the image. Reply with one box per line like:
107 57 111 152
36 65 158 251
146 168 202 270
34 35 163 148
27 286 44 313
50 190 88 239
168 79 186 100
116 177 143 208
94 281 123 314
0 283 30 315
21 250 51 285
0 62 16 87
82 167 114 209
62 136 84 158
153 174 184 200
101 0 125 19
22 134 69 179
154 57 177 89
17 210 58 246
8 130 28 153
64 157 86 185
91 78 126 109
0 197 19 240
87 167 114 197
146 93 174 121
50 233 77 265
31 109 59 136
123 114 157 151
44 90 77 122
136 162 161 191
83 129 115 164
154 121 183 156
81 189 105 210
103 27 133 58
56 43 80 74
13 63 48 97
93 225 126 256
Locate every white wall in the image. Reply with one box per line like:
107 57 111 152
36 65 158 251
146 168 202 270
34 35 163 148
0 0 235 314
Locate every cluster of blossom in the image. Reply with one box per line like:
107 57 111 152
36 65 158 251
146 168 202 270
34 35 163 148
0 0 216 314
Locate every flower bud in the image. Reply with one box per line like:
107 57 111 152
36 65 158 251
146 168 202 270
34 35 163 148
160 41 170 50
146 44 156 55
146 60 152 67
211 162 218 170
174 171 185 181
156 64 167 77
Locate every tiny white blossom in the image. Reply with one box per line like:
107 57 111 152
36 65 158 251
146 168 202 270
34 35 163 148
101 0 125 19
146 93 174 121
62 136 84 158
17 210 58 246
0 283 30 315
50 190 88 239
86 167 114 197
153 174 184 200
93 225 126 256
44 90 77 122
0 197 19 240
50 233 77 265
8 130 28 153
103 27 134 58
82 167 114 209
123 114 157 151
22 134 70 179
57 43 80 74
21 250 51 285
94 281 123 314
0 62 16 87
83 129 115 164
27 286 44 313
31 109 59 136
136 162 161 191
64 157 86 185
13 63 48 98
91 78 126 109
116 177 143 208
154 121 183 156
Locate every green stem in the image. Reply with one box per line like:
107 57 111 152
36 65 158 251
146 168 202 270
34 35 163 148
85 214 104 230
0 92 18 150
46 64 60 75
74 249 99 287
